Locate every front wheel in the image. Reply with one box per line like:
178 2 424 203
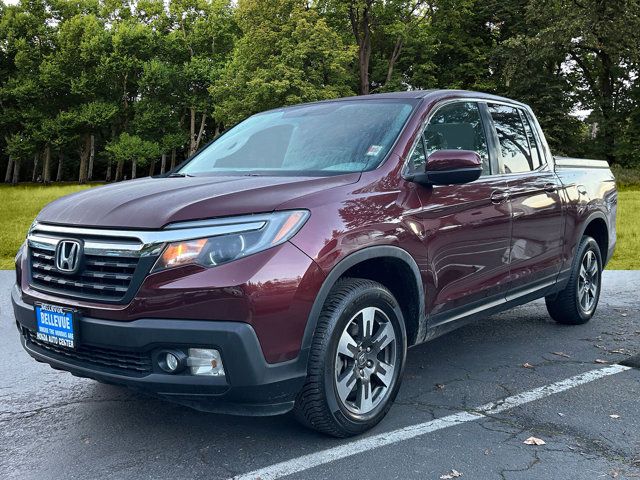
546 236 603 325
294 278 406 437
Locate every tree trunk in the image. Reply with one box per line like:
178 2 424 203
115 160 124 181
349 2 373 95
88 134 95 180
106 160 112 182
193 113 206 155
12 159 20 185
598 51 615 165
160 153 167 174
170 148 176 170
32 152 39 182
131 159 137 179
385 37 403 85
56 152 64 181
189 107 196 156
42 145 51 183
5 157 14 183
78 134 91 184
149 160 156 177
358 34 371 95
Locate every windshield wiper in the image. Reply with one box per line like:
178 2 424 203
167 172 193 178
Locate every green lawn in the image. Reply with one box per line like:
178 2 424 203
0 183 638 270
0 183 96 269
608 187 640 269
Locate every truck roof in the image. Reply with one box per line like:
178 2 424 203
263 89 529 113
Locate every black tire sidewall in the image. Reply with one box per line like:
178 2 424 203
322 286 406 434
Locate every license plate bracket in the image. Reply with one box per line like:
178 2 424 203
35 303 76 349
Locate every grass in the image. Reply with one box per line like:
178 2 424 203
607 186 640 269
0 183 96 269
0 181 638 270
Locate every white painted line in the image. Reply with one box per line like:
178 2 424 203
230 364 631 480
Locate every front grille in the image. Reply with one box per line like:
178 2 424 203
29 245 140 302
26 330 152 375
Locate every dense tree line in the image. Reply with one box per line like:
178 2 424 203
1 0 639 184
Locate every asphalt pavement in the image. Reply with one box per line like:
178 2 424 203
1 270 639 480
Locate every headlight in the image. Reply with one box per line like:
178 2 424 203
152 210 309 272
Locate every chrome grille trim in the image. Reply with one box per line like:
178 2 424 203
25 216 273 303
28 242 140 301
28 217 268 253
28 234 146 257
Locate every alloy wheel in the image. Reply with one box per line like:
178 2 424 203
577 249 599 313
334 306 397 415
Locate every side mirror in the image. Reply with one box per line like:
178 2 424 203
408 150 482 186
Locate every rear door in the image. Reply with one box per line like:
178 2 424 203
486 103 564 296
406 101 512 319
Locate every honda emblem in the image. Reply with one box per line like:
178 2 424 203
55 240 82 273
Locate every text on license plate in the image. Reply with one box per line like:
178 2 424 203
35 304 75 348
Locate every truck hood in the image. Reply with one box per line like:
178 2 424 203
37 174 360 229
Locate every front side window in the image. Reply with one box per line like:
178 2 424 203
488 104 535 174
180 100 416 176
423 102 490 175
408 136 427 173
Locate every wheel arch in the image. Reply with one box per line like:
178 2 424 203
579 212 609 264
301 246 426 352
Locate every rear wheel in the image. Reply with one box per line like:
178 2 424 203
294 278 406 437
546 236 602 325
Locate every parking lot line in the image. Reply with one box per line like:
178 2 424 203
230 364 631 480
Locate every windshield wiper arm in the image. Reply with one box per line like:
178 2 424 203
167 172 193 178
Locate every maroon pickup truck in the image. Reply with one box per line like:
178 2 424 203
12 90 616 437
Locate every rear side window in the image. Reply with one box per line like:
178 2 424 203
522 112 543 168
423 102 490 175
488 104 535 174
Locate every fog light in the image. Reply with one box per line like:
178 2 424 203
166 353 178 371
187 348 225 376
158 350 187 373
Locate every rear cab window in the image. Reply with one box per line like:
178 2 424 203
487 103 544 174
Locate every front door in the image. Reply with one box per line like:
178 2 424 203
406 101 513 319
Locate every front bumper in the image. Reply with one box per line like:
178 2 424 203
12 285 308 416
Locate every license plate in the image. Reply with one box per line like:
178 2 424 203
35 303 76 349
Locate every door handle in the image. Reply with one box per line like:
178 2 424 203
490 190 510 204
543 183 557 193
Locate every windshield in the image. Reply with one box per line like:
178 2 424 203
179 99 416 176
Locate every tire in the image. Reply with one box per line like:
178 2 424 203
294 278 407 437
545 236 603 325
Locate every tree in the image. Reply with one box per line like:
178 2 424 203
524 0 640 164
1 0 639 181
105 133 160 179
165 0 236 156
211 0 354 125
5 132 35 184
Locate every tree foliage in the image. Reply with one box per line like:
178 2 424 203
0 0 639 185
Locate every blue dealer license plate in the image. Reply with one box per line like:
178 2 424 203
35 304 76 349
